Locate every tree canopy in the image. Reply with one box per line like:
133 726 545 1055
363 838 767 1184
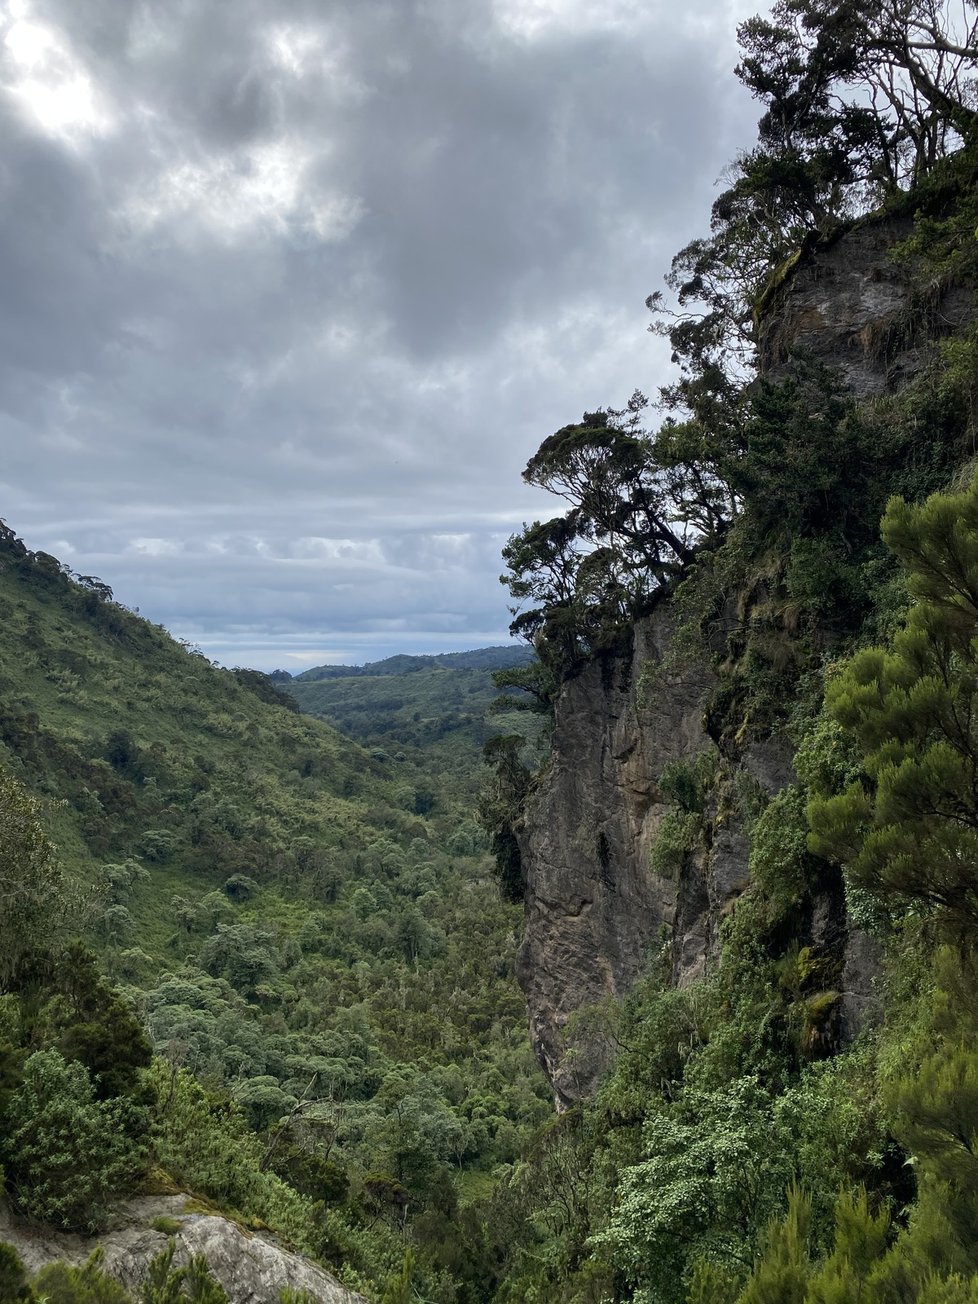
809 473 978 926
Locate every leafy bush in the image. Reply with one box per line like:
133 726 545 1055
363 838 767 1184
1 1051 144 1231
32 1251 132 1304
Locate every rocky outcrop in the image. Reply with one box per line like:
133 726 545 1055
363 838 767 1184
0 1195 367 1304
517 611 794 1107
514 209 954 1105
516 612 705 1107
758 214 974 397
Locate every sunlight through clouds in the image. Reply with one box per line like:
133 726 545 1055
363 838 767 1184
120 140 364 244
1 2 114 143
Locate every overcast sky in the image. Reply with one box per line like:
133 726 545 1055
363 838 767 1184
0 0 759 671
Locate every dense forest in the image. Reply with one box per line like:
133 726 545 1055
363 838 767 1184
0 525 552 1301
4 0 978 1301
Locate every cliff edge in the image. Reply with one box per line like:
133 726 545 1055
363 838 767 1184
515 207 971 1105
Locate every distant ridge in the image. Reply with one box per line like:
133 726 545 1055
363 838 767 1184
287 644 534 682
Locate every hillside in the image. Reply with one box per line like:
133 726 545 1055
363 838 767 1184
0 521 550 1302
290 647 535 680
281 646 548 804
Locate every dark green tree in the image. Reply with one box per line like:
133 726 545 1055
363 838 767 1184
808 473 978 926
0 767 75 990
502 402 732 676
653 0 978 421
1 1050 144 1231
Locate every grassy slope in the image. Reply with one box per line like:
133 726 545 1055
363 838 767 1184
0 533 399 957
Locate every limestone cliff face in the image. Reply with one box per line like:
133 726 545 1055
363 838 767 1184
0 1195 368 1304
516 613 713 1107
515 210 966 1105
515 612 799 1106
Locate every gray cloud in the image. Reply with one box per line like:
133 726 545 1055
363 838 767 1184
1 0 759 668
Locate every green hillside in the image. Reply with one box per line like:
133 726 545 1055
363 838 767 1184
291 646 535 680
282 647 548 802
0 521 549 1300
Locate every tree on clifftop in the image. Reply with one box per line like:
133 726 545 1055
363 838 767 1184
659 0 978 400
501 399 734 678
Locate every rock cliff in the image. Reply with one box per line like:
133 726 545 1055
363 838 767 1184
515 209 969 1106
516 612 715 1107
0 1195 367 1304
758 212 974 396
516 611 801 1106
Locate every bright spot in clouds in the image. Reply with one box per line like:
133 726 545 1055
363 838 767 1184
2 8 114 142
122 141 364 244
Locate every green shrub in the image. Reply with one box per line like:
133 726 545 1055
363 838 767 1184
1 1050 143 1231
0 1242 32 1303
32 1250 132 1304
141 1243 227 1304
650 808 701 878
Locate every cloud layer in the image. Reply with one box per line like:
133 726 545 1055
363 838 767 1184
0 0 758 668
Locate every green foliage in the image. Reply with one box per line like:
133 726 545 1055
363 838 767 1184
41 942 153 1099
501 402 731 676
490 659 557 713
285 646 546 783
140 1244 228 1304
649 808 701 878
0 523 554 1298
889 1039 978 1256
804 1188 890 1304
748 786 817 909
809 473 978 926
380 1247 415 1304
730 1186 891 1304
649 754 717 878
0 765 76 989
150 1061 295 1217
686 1259 741 1304
149 1217 185 1235
596 1078 793 1301
738 1185 810 1304
0 1243 32 1304
1 1050 144 1231
32 1250 133 1304
659 753 717 815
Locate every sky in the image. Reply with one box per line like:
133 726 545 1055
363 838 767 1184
0 0 760 672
